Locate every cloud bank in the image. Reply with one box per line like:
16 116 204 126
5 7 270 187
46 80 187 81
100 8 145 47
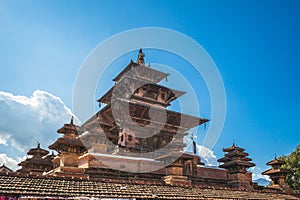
249 166 270 181
184 134 218 166
0 153 21 170
197 144 218 166
0 90 79 170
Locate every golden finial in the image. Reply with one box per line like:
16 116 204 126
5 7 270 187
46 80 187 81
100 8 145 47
136 48 145 65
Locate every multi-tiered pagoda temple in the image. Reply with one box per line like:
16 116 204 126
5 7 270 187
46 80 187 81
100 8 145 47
77 48 208 175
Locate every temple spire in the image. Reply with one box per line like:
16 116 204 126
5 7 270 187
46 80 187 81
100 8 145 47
191 133 197 154
136 48 145 65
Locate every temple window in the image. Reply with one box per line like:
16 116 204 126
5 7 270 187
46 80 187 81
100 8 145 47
184 162 192 176
128 134 133 142
161 92 166 100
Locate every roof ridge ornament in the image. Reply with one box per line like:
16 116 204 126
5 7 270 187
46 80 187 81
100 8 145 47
232 140 236 147
136 48 145 65
70 116 74 125
191 133 197 155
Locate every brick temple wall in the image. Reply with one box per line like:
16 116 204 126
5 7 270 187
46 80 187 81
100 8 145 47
196 166 227 180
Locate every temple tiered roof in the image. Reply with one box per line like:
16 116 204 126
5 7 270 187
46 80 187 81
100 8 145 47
17 143 53 174
27 143 49 157
262 157 292 188
218 143 255 173
49 119 86 153
97 83 185 106
112 49 169 83
266 157 285 166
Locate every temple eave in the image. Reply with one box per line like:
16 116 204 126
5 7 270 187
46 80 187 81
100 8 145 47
219 161 255 168
262 168 292 175
49 138 85 150
223 146 245 152
112 61 169 83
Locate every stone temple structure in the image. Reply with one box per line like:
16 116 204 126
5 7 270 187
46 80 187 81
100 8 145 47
0 49 298 199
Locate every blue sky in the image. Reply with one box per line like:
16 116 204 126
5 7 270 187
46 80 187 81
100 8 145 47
0 0 299 178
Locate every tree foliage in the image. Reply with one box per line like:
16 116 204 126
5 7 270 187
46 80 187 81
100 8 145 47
279 144 300 193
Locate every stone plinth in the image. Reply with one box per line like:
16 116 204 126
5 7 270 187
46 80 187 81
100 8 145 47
60 153 79 167
166 164 183 176
90 143 108 153
163 175 191 186
228 172 252 189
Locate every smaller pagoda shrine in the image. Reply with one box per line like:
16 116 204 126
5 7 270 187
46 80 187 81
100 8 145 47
217 143 255 188
262 156 292 189
17 143 53 175
48 117 88 178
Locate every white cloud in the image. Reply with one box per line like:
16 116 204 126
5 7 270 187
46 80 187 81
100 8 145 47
0 134 10 146
0 153 21 171
249 166 270 181
198 145 218 166
0 90 80 170
183 134 218 166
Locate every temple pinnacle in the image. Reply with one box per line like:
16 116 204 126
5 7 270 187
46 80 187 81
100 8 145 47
136 48 145 65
